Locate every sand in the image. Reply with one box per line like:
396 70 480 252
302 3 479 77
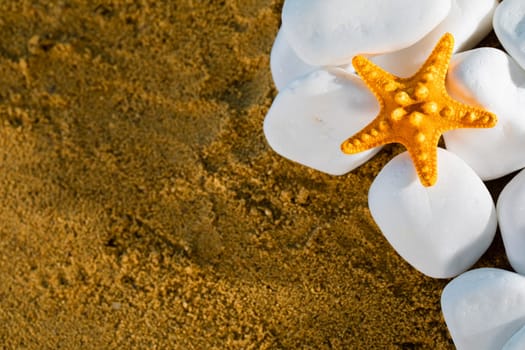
0 1 511 348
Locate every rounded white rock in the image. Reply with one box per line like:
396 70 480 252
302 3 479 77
368 148 496 278
270 28 317 91
494 0 525 72
372 0 497 77
442 268 525 350
504 325 525 350
497 168 525 275
264 68 381 175
281 0 451 66
444 47 525 180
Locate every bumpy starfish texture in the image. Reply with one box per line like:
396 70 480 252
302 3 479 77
341 33 497 187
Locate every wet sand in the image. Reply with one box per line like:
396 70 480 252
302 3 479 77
0 1 510 348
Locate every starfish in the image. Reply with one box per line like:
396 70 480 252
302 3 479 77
340 33 497 187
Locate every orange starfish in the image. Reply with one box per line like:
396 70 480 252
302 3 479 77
341 33 497 187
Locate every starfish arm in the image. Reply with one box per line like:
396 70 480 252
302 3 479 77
405 138 440 187
434 96 498 129
452 104 498 129
414 32 454 82
341 119 393 154
352 55 400 96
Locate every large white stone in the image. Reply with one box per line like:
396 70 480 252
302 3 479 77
497 168 525 275
503 325 525 350
281 0 451 66
494 0 525 72
264 68 381 175
372 0 497 77
270 28 317 91
368 148 496 278
442 268 525 350
444 48 525 180
271 0 493 89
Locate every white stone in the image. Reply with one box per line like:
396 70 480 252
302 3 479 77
264 68 381 175
442 268 525 350
497 168 525 275
372 0 497 77
281 0 451 66
271 0 494 89
270 28 318 91
503 325 525 350
368 148 496 278
444 48 525 180
494 0 525 72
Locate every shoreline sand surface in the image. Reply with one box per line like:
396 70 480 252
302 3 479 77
0 1 511 348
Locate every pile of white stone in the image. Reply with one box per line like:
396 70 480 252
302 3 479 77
263 0 525 348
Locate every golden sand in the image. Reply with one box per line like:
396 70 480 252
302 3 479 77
0 1 511 348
